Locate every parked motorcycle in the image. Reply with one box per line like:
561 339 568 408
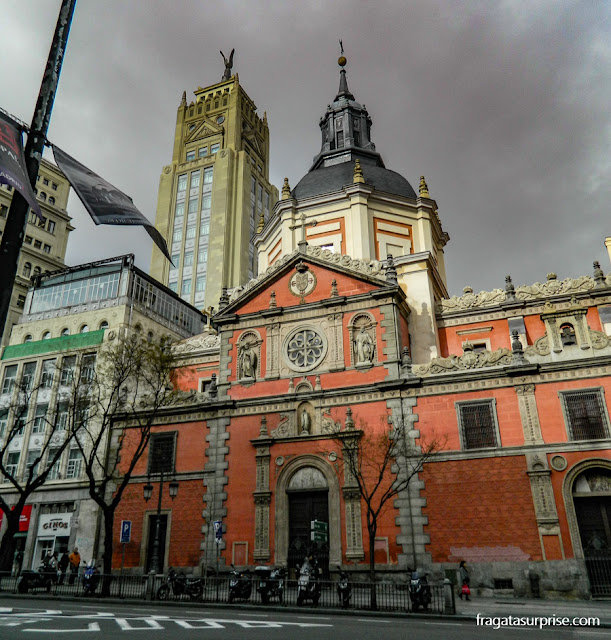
409 570 432 611
336 566 351 608
17 563 55 593
82 562 100 596
296 557 321 606
156 568 203 601
255 565 285 604
228 565 252 603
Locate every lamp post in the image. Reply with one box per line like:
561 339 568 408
143 470 179 574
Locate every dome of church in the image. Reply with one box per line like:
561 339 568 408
291 58 417 202
292 160 417 200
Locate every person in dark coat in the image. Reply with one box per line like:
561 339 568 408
58 552 70 585
458 560 471 600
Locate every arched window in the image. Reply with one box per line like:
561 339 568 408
23 335 32 343
99 321 109 330
42 331 51 340
39 192 46 201
61 328 70 337
80 324 89 334
22 262 32 278
48 196 55 205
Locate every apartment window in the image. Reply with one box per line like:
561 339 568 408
183 251 194 267
22 262 32 278
17 295 26 308
80 354 96 383
171 253 179 266
79 325 89 334
24 235 32 244
560 389 610 441
456 399 500 449
181 279 192 296
210 143 220 155
172 227 183 243
186 150 195 162
201 194 211 213
188 198 198 214
22 362 37 392
29 212 38 224
14 412 27 436
25 450 41 479
48 197 55 205
5 452 20 480
41 359 55 388
43 178 49 186
191 170 200 188
56 402 69 431
175 202 185 218
24 335 32 343
42 331 51 340
66 449 82 479
186 225 196 240
60 356 76 386
168 282 178 293
43 244 51 254
148 433 176 474
51 182 58 191
198 248 208 264
200 221 210 235
61 328 69 337
196 276 206 292
0 204 7 218
198 146 208 158
0 410 7 438
34 240 42 249
32 405 48 433
177 174 187 192
47 448 61 480
2 365 18 395
38 215 47 227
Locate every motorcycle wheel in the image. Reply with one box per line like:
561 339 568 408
17 579 29 594
189 584 203 601
157 585 170 601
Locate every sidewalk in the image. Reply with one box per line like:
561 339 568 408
455 595 611 627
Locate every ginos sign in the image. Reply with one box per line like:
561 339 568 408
37 513 72 536
42 519 69 531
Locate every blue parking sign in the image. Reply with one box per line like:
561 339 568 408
120 520 132 544
213 520 222 541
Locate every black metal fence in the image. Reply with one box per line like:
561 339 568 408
584 552 611 597
0 571 450 614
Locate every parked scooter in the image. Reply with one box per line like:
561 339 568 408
255 565 285 604
296 556 321 606
228 565 252 603
156 568 203 601
82 562 100 596
17 563 55 593
409 570 432 611
336 566 351 608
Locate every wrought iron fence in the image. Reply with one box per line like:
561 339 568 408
0 570 449 613
584 552 611 597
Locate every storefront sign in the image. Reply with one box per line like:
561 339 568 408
0 504 32 532
37 513 72 536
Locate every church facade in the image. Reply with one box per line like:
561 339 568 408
114 58 611 599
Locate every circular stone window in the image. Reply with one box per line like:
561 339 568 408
216 115 225 125
283 326 327 372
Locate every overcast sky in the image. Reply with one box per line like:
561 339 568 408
1 0 609 297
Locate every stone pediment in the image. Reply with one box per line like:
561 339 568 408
185 118 223 143
414 346 513 376
173 331 220 356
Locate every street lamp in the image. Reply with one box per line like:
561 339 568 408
143 469 178 574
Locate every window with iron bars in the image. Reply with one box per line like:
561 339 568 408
560 389 610 441
456 399 500 449
148 433 176 475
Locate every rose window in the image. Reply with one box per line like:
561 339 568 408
284 327 327 372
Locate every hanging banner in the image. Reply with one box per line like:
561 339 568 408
0 504 33 531
52 144 172 264
0 112 43 220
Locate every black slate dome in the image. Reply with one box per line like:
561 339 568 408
292 160 417 200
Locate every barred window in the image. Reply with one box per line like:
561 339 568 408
456 400 500 449
561 390 609 441
148 433 176 475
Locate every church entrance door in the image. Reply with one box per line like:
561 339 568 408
288 491 329 577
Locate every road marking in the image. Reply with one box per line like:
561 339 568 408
24 622 101 633
357 619 391 623
422 622 464 626
297 615 331 620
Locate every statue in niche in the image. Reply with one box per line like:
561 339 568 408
354 326 374 365
239 340 257 379
300 408 311 435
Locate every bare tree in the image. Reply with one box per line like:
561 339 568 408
68 332 178 594
0 370 76 571
332 408 443 610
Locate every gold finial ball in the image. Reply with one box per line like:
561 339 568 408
338 55 347 67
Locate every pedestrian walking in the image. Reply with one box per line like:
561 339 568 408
68 547 81 585
12 549 23 577
58 552 70 585
458 560 471 600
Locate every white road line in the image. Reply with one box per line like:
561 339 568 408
297 615 331 620
24 622 101 633
357 619 391 623
422 622 465 626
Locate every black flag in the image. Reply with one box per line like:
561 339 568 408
52 145 172 264
0 112 43 220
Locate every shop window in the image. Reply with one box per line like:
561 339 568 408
456 399 500 449
148 433 176 474
560 389 610 441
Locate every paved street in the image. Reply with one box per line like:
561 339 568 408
0 598 607 639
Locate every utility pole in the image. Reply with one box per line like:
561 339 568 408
0 0 77 341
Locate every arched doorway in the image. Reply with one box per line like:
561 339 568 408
569 464 611 597
274 456 342 577
286 467 329 576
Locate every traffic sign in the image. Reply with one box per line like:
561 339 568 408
310 520 328 542
311 531 327 542
120 520 132 544
311 520 328 532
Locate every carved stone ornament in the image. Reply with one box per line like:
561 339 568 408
270 414 291 438
590 328 611 350
524 334 551 357
289 261 317 302
321 413 341 434
173 333 220 355
227 246 386 306
414 345 513 376
550 455 568 471
436 273 611 314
